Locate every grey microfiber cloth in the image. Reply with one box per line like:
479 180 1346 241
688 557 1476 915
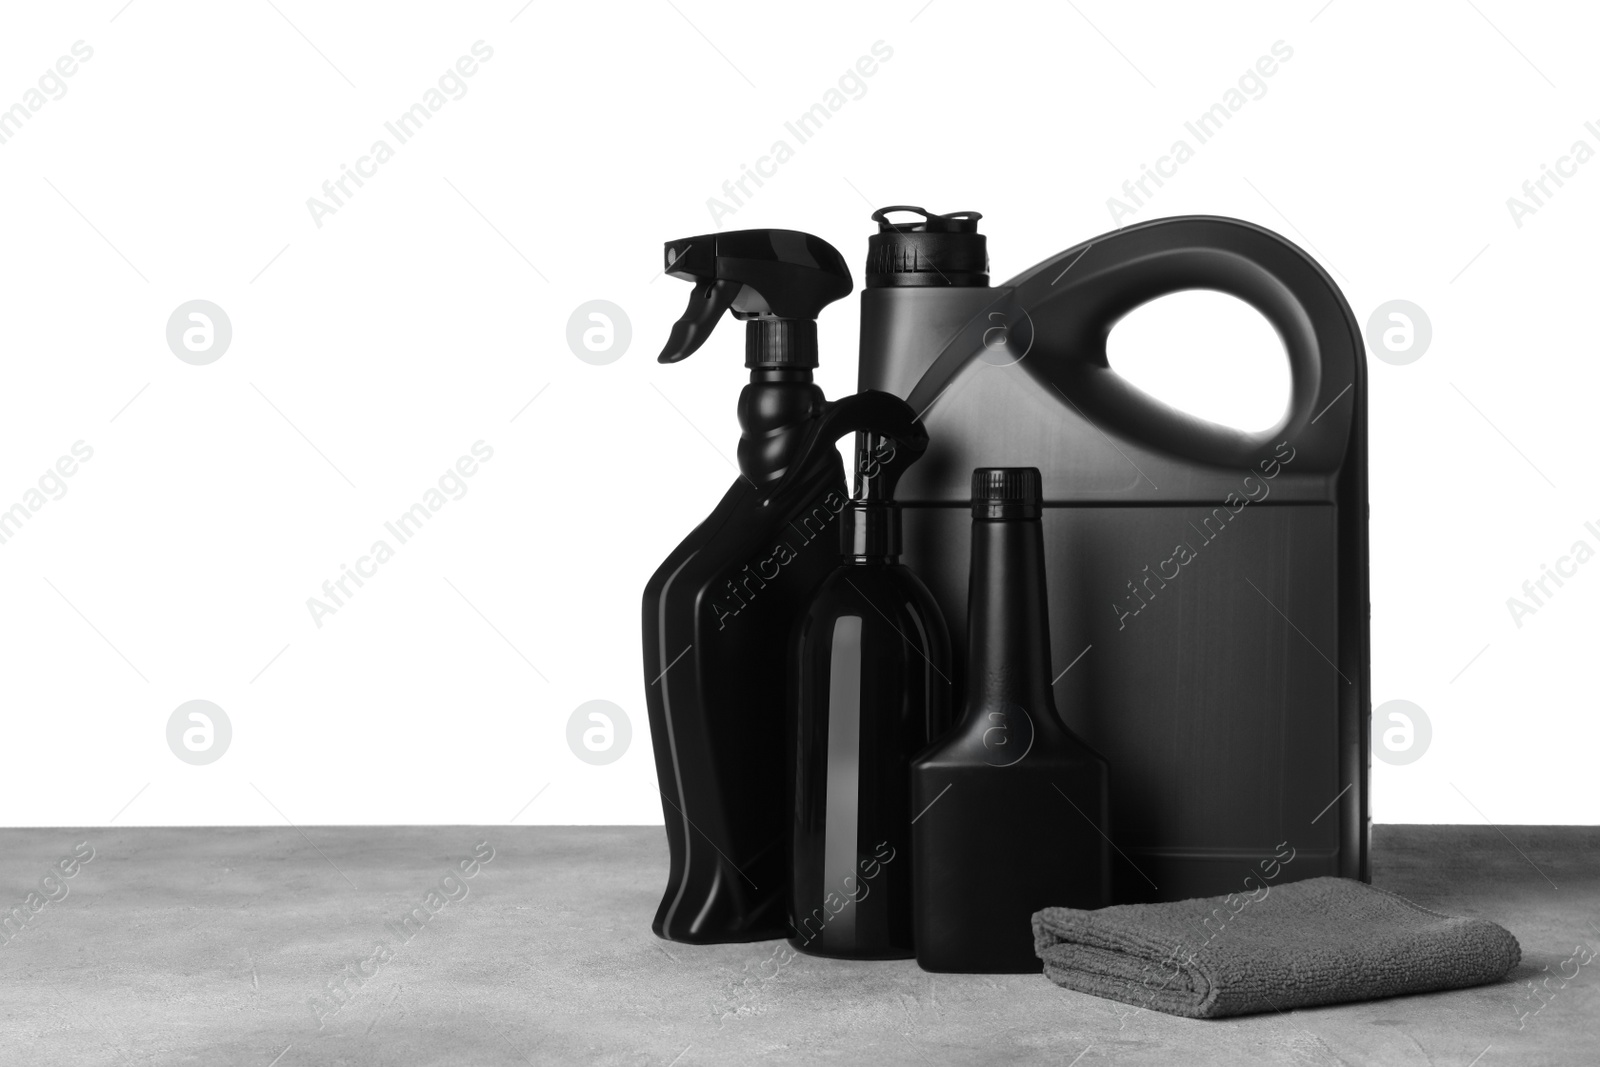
1032 876 1520 1019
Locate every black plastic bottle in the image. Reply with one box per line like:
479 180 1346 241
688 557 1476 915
911 468 1110 973
788 432 951 959
643 228 933 944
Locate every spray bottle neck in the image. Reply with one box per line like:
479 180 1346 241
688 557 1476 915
736 366 826 486
744 318 818 369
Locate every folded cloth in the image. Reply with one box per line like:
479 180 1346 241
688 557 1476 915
1033 876 1520 1019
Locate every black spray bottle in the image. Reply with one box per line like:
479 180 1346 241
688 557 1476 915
643 228 932 944
911 468 1111 972
788 430 951 959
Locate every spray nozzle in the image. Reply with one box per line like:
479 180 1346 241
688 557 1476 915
657 229 852 368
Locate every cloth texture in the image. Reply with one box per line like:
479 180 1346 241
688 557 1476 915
1032 876 1521 1019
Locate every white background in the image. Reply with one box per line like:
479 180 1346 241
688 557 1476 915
1 1 1594 827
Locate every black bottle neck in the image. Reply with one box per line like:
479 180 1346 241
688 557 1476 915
964 514 1056 715
736 367 826 485
745 318 818 368
839 502 899 564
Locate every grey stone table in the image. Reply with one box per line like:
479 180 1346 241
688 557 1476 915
0 825 1595 1066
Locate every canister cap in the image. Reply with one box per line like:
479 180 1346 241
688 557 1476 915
866 206 988 288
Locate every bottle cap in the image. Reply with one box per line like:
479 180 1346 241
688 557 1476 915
743 319 818 368
866 206 988 288
971 467 1042 519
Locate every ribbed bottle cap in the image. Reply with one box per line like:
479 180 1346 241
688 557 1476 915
972 467 1042 519
866 206 988 289
744 318 819 368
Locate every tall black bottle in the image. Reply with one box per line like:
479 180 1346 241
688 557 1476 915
911 468 1110 973
643 228 932 944
788 432 951 959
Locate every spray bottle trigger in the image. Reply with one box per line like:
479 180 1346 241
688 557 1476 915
659 277 741 364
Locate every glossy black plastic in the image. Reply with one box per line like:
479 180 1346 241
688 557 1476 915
861 213 1370 905
645 222 930 942
788 435 951 959
659 228 852 368
645 462 844 944
911 468 1111 973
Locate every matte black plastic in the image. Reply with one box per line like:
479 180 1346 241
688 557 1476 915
859 213 1370 905
911 468 1111 972
789 433 950 959
645 224 934 942
972 467 1043 519
867 206 989 288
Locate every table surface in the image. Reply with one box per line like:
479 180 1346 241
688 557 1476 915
0 824 1595 1066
